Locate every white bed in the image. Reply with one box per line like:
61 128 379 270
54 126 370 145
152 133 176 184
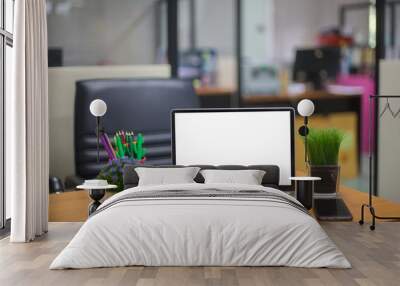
50 183 350 269
51 108 350 269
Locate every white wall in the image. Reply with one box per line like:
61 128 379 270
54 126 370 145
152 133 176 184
378 60 400 202
49 65 170 182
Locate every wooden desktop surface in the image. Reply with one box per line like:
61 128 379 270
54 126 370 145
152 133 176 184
195 87 360 102
49 185 400 223
196 86 234 96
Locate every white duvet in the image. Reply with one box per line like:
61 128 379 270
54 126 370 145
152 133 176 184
50 183 351 269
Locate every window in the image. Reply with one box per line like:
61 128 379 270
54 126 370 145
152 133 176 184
46 0 165 66
1 0 14 229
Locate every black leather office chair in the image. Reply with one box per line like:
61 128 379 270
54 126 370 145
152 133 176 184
73 78 199 181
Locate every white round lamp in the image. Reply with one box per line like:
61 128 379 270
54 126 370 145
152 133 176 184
89 99 107 162
297 99 315 117
297 99 315 167
90 99 107 117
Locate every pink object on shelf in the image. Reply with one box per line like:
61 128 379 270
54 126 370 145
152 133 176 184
336 75 375 155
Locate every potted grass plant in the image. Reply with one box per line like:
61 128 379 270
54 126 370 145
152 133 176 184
306 128 345 194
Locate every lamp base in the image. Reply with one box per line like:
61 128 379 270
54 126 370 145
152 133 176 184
88 189 106 216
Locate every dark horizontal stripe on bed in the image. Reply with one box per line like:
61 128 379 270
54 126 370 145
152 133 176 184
91 189 308 218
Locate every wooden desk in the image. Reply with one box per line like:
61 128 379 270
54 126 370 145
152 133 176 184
195 88 360 122
242 92 361 120
195 88 360 113
195 87 359 104
196 87 234 96
49 186 400 223
243 90 358 104
195 87 234 108
49 190 113 222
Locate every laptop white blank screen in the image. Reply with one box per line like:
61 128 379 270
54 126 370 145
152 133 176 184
172 110 293 186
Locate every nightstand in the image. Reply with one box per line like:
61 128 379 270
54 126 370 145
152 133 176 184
289 177 321 210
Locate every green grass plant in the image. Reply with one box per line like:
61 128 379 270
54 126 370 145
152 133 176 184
306 128 345 165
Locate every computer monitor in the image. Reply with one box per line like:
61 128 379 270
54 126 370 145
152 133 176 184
293 47 341 90
172 108 295 189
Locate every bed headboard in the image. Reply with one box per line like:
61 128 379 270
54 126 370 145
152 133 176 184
171 108 295 191
123 165 280 190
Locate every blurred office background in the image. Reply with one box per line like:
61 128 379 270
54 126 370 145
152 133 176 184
43 0 400 193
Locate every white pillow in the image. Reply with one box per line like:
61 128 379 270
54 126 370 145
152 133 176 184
135 167 201 186
200 169 266 185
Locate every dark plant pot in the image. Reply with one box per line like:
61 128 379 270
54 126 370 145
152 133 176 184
310 165 340 194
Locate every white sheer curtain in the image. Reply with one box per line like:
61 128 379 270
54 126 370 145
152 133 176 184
7 0 49 242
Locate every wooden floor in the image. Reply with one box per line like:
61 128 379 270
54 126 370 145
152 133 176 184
1 185 398 285
1 221 400 286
